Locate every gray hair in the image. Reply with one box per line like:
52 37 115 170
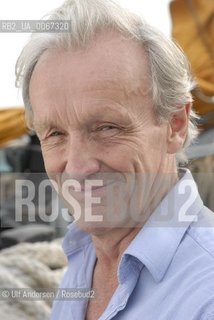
15 0 199 163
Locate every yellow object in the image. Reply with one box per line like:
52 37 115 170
170 0 214 129
0 108 28 147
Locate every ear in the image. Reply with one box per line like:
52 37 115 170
167 103 191 154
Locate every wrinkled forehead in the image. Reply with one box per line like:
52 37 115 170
30 29 151 95
29 30 154 132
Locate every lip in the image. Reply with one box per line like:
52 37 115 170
81 185 105 192
64 181 116 202
84 185 108 196
79 180 115 191
80 185 102 192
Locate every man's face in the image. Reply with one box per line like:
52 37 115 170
29 31 174 232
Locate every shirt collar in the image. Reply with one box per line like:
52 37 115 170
123 168 204 282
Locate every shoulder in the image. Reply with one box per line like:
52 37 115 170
175 205 214 299
187 205 214 260
170 205 214 293
166 207 214 319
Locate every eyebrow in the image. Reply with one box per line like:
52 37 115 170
86 103 133 120
33 119 62 133
33 103 134 133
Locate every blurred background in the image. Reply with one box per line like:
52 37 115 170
0 1 213 319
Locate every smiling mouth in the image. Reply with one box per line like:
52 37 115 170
60 180 117 201
80 181 113 192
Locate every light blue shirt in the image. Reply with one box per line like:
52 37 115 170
51 169 214 320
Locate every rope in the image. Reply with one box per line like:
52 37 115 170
0 239 67 320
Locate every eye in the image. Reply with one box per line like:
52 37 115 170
49 131 63 137
97 125 117 131
93 124 121 139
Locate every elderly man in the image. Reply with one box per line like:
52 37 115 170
16 0 214 319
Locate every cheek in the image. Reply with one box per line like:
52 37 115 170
100 136 148 173
102 144 137 172
41 148 65 174
134 134 168 171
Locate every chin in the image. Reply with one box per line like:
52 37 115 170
78 224 113 236
75 210 134 236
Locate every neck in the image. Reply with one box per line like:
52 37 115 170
91 227 140 272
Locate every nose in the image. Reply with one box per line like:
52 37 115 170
64 133 101 181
